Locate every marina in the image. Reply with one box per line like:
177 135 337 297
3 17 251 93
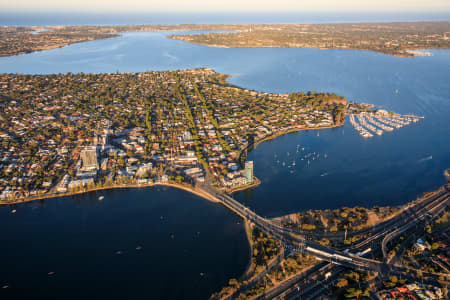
349 111 422 138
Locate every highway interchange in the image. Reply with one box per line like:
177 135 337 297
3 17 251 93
200 180 450 299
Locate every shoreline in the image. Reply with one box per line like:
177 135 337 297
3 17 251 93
238 123 343 167
167 36 443 57
3 24 449 59
0 181 220 206
240 220 255 281
223 177 261 194
1 123 341 207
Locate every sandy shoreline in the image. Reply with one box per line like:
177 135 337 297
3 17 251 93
0 182 220 206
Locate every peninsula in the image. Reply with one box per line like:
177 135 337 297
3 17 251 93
0 68 420 204
1 21 450 57
0 68 445 300
0 68 351 202
0 68 421 203
0 11 449 299
169 22 450 57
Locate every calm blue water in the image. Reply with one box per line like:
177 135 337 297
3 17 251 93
0 187 248 298
0 28 449 295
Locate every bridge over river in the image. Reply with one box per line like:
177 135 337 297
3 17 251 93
198 180 450 287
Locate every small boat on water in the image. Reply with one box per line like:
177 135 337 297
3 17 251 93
98 196 104 201
48 272 55 275
136 246 142 250
11 209 16 213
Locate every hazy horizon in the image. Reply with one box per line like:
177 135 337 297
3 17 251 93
1 11 450 27
2 0 450 14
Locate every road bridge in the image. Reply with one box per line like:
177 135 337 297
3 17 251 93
198 180 450 285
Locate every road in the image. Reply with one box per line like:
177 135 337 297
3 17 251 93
275 185 449 241
198 179 450 298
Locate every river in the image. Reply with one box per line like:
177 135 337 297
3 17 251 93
0 187 248 298
0 28 449 297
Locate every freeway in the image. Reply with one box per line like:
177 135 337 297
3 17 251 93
381 192 449 261
209 183 447 269
257 185 450 299
276 185 450 241
198 179 450 298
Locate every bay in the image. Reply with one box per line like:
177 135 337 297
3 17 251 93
0 28 449 296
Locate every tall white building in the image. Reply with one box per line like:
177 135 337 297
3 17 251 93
80 146 99 170
245 161 254 184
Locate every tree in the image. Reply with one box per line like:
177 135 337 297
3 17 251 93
228 278 239 288
336 278 348 288
431 242 440 251
345 288 363 299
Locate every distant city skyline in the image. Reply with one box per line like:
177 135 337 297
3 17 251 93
2 0 450 13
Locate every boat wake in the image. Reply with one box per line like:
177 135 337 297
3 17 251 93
418 155 433 163
163 52 178 61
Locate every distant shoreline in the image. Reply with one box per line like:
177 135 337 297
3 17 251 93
1 22 450 58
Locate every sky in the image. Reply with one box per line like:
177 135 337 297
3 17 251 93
2 0 450 13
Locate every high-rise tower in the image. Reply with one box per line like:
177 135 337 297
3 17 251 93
245 161 253 184
80 146 99 170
